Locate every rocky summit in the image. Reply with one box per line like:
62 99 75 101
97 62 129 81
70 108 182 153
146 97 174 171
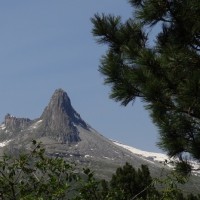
0 89 199 192
40 88 88 143
0 89 164 178
0 89 88 145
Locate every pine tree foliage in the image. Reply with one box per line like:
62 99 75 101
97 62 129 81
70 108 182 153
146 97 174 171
91 0 200 171
109 163 158 199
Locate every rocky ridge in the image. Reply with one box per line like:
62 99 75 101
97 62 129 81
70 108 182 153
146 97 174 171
0 89 167 178
0 89 87 144
4 113 31 131
0 89 199 193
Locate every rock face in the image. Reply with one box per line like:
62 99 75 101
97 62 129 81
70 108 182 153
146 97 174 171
0 88 199 193
4 114 31 131
0 89 88 144
40 89 87 143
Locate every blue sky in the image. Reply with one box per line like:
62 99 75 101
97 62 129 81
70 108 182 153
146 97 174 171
0 1 161 152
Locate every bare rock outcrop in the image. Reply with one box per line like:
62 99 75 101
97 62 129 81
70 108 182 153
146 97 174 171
40 89 88 143
4 114 31 131
0 89 88 144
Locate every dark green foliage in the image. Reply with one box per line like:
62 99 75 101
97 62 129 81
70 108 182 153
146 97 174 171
109 163 157 199
91 0 200 173
187 194 200 200
73 168 106 200
175 161 192 176
74 162 159 200
0 146 199 200
0 141 79 200
75 162 200 200
154 170 189 200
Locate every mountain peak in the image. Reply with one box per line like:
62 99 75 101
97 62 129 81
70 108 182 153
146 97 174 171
40 89 88 143
46 88 72 113
54 88 66 93
52 88 70 100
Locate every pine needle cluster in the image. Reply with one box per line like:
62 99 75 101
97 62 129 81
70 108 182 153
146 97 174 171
91 0 200 173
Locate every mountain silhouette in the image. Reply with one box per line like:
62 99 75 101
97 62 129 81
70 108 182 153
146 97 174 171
0 89 199 193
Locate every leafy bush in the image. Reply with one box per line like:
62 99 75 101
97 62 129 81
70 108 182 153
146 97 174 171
0 141 199 200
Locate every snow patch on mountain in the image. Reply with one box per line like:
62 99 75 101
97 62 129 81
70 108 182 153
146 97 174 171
85 155 93 158
112 140 200 176
113 140 169 162
0 124 6 130
0 140 12 147
30 120 43 129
